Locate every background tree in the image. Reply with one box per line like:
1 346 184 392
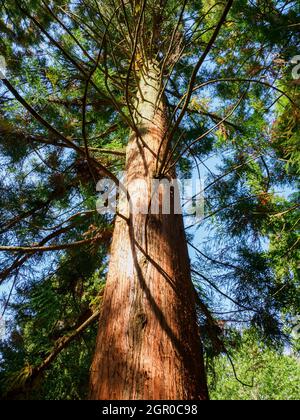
209 329 300 401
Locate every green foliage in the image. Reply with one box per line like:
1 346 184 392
0 246 106 399
210 330 300 400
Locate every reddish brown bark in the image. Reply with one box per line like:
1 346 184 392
89 64 208 400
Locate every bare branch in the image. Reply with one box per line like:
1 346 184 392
0 231 110 254
157 0 234 175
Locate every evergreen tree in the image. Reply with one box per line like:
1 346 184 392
0 0 299 400
209 329 300 401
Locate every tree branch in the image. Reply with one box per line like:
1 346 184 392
1 79 120 184
2 309 100 399
0 232 110 254
157 0 234 175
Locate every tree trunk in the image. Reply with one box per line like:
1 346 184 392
89 63 208 400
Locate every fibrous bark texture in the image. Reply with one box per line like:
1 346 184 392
89 63 208 400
